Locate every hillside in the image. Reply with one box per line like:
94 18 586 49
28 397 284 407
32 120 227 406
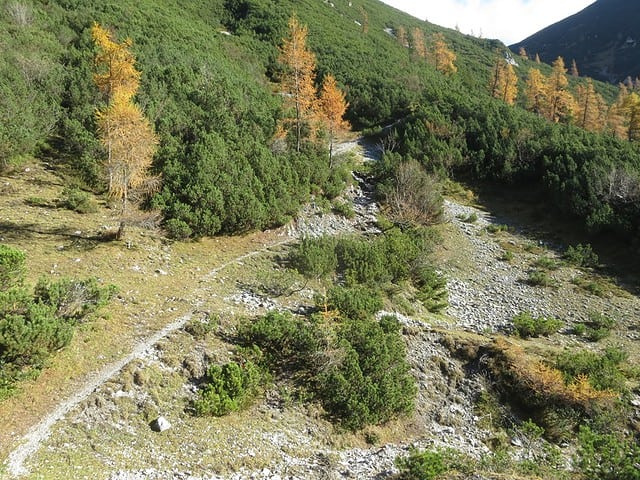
2 0 640 478
3 141 640 479
510 0 640 83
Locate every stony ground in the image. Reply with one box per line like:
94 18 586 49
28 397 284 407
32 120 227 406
3 141 640 479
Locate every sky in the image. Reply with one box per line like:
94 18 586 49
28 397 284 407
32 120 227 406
380 0 596 45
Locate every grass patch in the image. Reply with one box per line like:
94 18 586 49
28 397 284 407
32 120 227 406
332 199 355 219
573 311 617 342
526 269 555 287
486 224 510 234
534 255 560 270
457 212 478 223
571 274 620 298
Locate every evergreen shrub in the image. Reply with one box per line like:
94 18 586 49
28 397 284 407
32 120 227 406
323 285 383 320
513 312 563 338
395 449 447 480
193 360 263 416
317 315 416 430
0 244 26 289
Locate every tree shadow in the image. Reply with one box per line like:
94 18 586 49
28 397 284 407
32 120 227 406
0 220 117 250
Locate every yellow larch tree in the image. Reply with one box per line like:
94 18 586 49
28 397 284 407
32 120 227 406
396 25 408 48
92 22 158 239
576 79 607 132
279 15 318 152
623 92 640 141
428 33 457 75
518 46 528 59
543 57 575 123
524 68 546 115
359 6 369 34
607 84 629 139
489 52 518 105
570 59 579 77
91 23 140 102
411 27 426 59
317 74 350 168
501 63 518 105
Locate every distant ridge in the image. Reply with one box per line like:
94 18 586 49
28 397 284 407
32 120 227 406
510 0 640 83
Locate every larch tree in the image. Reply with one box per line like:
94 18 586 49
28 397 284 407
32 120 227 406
518 47 528 59
91 23 140 102
411 27 426 59
543 57 574 123
428 33 457 75
623 92 640 142
396 26 408 48
489 52 518 105
359 6 369 34
570 59 579 77
524 68 546 115
576 79 606 132
535 53 541 64
607 84 630 139
317 74 350 168
92 22 159 240
501 63 518 105
279 15 318 152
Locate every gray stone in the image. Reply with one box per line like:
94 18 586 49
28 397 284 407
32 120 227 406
150 416 171 432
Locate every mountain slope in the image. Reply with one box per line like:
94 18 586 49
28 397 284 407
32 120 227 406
510 0 640 83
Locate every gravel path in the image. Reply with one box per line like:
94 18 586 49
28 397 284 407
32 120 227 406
4 241 292 478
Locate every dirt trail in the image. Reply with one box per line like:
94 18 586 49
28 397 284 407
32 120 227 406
3 137 378 478
4 241 291 477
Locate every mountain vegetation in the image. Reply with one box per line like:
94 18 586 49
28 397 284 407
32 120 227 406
2 0 640 477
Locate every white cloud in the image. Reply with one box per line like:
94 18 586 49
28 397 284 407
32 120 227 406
380 0 595 45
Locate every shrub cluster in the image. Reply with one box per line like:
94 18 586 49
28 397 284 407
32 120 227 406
321 285 383 320
555 346 628 393
236 311 324 373
576 426 640 480
58 186 98 214
512 311 563 338
193 360 264 416
317 315 416 430
288 228 448 314
573 311 616 342
395 448 448 480
486 339 619 439
0 245 116 397
526 269 554 287
564 243 599 268
236 311 416 431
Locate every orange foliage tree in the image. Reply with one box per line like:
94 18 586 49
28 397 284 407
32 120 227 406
279 15 317 152
524 68 546 115
489 52 518 105
576 79 607 132
623 92 640 141
543 57 575 123
396 26 408 48
92 22 158 239
428 33 456 75
570 59 579 77
317 74 350 167
411 27 426 59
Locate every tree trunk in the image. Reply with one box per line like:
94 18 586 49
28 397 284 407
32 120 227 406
329 136 334 169
116 220 126 241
